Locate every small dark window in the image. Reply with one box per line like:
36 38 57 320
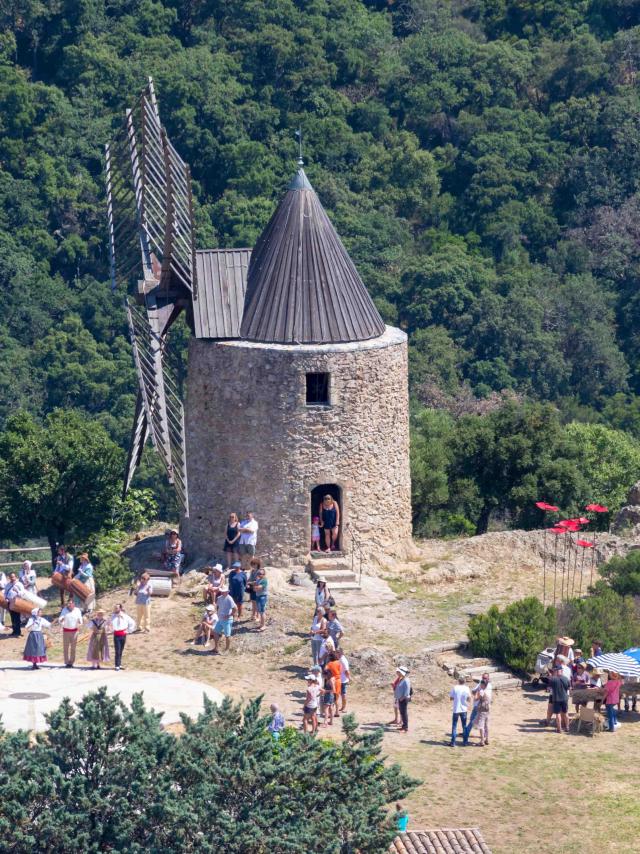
306 372 330 405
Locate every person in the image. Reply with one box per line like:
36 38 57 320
337 647 350 712
0 568 7 633
134 572 153 633
54 545 74 606
268 704 285 739
314 577 332 614
318 633 335 667
311 516 321 552
23 608 51 669
326 651 343 719
571 661 591 711
394 667 411 733
247 557 263 622
590 640 603 658
390 670 402 726
555 636 575 664
4 572 26 637
58 597 84 668
74 553 96 613
603 670 622 732
109 604 136 671
19 560 37 596
212 588 238 654
472 676 492 747
204 565 224 605
253 568 268 632
223 512 241 569
548 665 571 733
163 529 184 575
465 673 492 742
302 674 321 734
449 676 471 746
86 610 110 669
321 666 335 727
228 561 247 618
310 607 327 665
326 609 343 645
543 655 573 726
238 512 258 567
573 648 586 669
320 494 340 552
395 804 409 833
190 604 217 647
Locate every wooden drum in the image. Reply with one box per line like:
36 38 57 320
0 593 40 616
67 577 91 602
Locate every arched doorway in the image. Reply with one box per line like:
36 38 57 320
311 484 342 552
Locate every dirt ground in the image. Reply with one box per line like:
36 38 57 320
2 532 638 854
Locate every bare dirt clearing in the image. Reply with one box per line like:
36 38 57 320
2 530 638 854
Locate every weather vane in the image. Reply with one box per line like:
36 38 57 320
295 128 303 166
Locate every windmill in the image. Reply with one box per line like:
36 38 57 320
105 78 197 513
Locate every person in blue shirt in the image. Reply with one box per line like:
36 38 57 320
228 561 247 619
395 803 409 832
267 704 285 739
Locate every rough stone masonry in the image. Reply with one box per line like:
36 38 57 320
182 325 412 567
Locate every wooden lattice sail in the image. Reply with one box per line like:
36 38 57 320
105 78 195 514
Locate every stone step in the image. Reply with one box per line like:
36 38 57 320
308 558 353 573
458 664 503 677
323 580 362 591
310 550 345 559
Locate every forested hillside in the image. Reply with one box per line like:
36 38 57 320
2 0 640 530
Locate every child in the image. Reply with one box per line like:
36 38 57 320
190 604 216 646
311 516 321 551
268 703 286 739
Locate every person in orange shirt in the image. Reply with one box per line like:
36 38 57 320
326 651 342 720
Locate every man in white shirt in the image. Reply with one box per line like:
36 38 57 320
238 512 259 567
338 648 350 712
449 676 472 746
58 598 84 667
212 588 238 654
0 570 7 633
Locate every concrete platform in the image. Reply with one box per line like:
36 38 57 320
0 661 224 733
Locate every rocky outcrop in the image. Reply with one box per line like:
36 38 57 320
613 480 640 536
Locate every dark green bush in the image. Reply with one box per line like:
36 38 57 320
560 581 640 653
599 550 640 597
469 597 556 672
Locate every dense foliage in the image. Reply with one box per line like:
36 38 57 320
599 550 640 596
2 1 640 530
469 588 640 669
0 690 417 854
468 596 557 671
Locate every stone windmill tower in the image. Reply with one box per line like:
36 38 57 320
106 81 411 569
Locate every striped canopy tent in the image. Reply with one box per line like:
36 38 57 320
587 652 640 677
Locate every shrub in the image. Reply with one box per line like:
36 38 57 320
468 597 556 672
560 581 640 653
599 550 640 596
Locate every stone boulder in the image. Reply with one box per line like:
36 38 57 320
627 480 640 506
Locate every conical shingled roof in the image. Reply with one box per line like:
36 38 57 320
240 168 385 344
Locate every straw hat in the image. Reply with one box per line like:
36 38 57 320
557 636 574 646
205 605 215 612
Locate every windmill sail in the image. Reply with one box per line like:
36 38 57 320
105 78 195 513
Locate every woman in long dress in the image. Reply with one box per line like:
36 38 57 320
23 608 51 670
86 609 110 669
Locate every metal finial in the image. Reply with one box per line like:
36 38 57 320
295 128 303 166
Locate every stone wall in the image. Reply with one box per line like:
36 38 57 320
181 326 411 567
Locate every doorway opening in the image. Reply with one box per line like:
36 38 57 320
311 484 342 552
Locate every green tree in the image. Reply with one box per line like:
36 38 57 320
0 410 122 558
468 597 557 671
599 550 640 596
0 690 419 853
560 582 640 652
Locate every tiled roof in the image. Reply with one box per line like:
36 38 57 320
240 168 385 345
390 829 491 854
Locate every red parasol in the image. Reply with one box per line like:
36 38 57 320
536 501 559 512
549 526 566 534
576 540 595 548
557 519 581 531
585 503 608 513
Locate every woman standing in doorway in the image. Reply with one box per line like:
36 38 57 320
320 495 340 553
223 512 241 569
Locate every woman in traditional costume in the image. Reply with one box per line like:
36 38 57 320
23 608 51 670
86 609 110 669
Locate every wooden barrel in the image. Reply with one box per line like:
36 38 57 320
21 589 47 610
67 577 91 602
0 593 40 616
51 571 69 590
150 578 171 597
145 568 176 579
